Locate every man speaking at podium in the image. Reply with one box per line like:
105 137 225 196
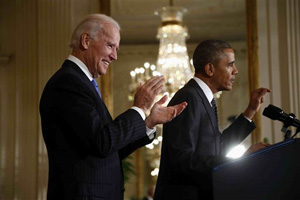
154 39 270 200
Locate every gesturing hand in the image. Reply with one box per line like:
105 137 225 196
145 95 188 129
133 76 165 113
243 87 271 119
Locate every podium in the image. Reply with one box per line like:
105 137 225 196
213 138 300 200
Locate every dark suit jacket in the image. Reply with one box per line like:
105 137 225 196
154 79 255 200
40 60 153 200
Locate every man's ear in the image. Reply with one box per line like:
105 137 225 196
80 33 90 50
204 63 215 77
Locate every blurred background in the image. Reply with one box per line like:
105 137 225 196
0 0 299 199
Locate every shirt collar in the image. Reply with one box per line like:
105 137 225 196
67 55 93 81
193 76 214 104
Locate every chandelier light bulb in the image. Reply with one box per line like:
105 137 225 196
144 62 150 68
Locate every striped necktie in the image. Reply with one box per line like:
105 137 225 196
211 98 218 124
91 79 102 98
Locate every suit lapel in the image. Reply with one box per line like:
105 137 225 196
187 79 219 132
65 60 102 100
62 60 112 121
187 79 222 154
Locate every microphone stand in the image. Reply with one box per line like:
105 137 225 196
281 113 297 141
281 113 300 140
281 125 291 141
291 126 300 139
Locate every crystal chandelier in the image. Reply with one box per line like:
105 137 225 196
128 2 193 102
128 62 160 102
127 3 193 179
154 3 193 98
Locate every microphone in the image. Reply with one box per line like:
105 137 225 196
263 104 300 128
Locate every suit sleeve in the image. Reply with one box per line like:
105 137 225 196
118 108 156 160
40 74 148 158
162 89 255 184
221 114 256 155
118 131 155 160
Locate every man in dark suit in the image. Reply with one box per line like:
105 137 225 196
154 39 270 200
39 14 187 200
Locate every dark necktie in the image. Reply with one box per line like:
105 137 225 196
211 98 218 124
91 79 102 98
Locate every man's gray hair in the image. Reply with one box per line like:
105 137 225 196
69 14 120 48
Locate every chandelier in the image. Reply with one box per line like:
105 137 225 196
154 3 193 98
128 2 193 103
128 2 193 179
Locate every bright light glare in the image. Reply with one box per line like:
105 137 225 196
157 136 163 142
153 139 159 145
151 168 159 176
226 145 246 159
144 62 150 68
146 143 154 149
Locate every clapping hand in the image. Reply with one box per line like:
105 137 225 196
145 94 187 129
132 75 187 128
133 76 165 113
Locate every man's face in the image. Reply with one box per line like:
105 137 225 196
86 23 120 78
211 48 238 92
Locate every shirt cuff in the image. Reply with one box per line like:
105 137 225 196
243 115 252 122
131 106 156 139
146 126 156 140
131 106 146 120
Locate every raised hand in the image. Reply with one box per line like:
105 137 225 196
243 87 271 119
145 95 188 129
133 76 165 113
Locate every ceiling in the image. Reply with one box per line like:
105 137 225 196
110 0 247 45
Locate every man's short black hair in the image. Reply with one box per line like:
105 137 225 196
192 39 232 73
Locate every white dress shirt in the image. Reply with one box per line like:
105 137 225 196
193 76 251 122
193 76 214 106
